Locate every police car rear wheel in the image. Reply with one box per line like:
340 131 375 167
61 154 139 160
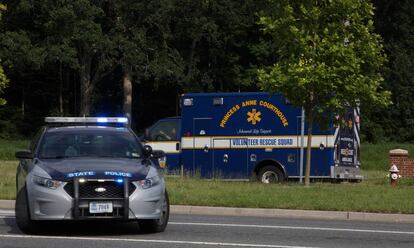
138 190 170 233
15 186 39 234
259 166 284 184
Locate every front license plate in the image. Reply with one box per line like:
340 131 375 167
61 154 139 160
89 202 113 214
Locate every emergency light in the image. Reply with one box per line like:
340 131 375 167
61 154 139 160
45 117 129 125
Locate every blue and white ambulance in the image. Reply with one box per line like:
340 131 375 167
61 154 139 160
143 92 362 183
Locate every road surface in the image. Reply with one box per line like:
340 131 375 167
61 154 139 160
0 210 413 248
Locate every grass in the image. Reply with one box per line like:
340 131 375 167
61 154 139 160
166 171 414 214
0 160 17 200
0 139 30 160
361 143 414 170
1 160 413 213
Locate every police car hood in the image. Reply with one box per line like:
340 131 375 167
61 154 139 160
36 157 150 182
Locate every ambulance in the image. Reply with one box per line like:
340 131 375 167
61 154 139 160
143 92 362 183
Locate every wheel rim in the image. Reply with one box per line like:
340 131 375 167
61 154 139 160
262 171 278 184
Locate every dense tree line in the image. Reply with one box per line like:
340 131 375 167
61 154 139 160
0 3 7 106
0 0 412 143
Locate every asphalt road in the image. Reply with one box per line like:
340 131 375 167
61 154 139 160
0 210 414 248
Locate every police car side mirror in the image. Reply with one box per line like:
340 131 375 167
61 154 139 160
143 145 153 158
15 149 33 159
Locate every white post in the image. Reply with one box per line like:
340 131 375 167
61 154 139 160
299 107 305 183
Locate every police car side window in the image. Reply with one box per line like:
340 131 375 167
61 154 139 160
149 120 178 141
30 127 45 152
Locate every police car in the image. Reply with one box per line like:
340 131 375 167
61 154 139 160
14 117 169 234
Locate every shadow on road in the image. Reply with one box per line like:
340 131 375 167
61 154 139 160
4 217 150 236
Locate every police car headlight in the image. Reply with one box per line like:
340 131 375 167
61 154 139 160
138 175 161 189
33 175 62 189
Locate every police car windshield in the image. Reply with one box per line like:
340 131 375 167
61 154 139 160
38 130 143 159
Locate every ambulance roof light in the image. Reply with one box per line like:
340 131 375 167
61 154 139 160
183 98 193 106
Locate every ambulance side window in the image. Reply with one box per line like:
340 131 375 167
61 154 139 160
148 120 179 141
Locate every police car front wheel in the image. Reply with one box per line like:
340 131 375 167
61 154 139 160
138 190 170 233
15 185 39 234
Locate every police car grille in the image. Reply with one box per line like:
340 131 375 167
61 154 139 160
64 181 136 198
80 181 123 198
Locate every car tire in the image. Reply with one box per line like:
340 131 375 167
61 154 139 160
15 185 39 234
258 165 285 184
138 190 170 233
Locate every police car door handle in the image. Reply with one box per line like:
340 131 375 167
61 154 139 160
203 145 209 153
176 142 180 151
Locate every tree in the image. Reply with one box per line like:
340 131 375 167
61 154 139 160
1 0 117 117
367 0 414 142
109 0 184 123
0 3 8 106
169 0 267 92
64 0 117 116
33 0 118 116
258 0 390 186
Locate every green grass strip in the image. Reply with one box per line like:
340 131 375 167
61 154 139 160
167 175 414 214
0 139 30 160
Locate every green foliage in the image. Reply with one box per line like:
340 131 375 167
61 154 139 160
110 0 184 83
0 0 412 141
0 105 27 139
0 140 29 160
0 66 7 105
258 0 390 118
362 0 414 143
257 0 391 185
167 0 266 91
0 3 8 106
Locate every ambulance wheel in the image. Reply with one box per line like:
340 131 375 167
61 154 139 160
138 190 170 233
15 186 39 234
258 166 284 184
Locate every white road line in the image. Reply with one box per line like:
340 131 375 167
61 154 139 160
0 210 14 215
1 211 412 236
0 234 317 248
0 214 13 218
169 222 414 235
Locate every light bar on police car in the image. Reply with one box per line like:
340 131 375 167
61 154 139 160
45 117 128 124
